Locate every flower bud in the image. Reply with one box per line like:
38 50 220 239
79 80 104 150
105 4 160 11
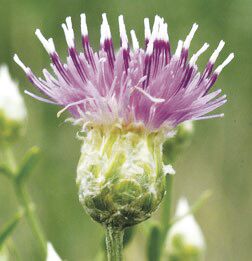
165 197 205 260
77 126 170 229
0 65 27 144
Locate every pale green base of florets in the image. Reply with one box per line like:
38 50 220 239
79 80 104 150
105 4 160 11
77 126 166 229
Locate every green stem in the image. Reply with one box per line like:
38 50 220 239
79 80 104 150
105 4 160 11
14 185 47 257
2 146 47 258
162 175 174 236
2 146 16 172
105 226 124 261
158 174 174 260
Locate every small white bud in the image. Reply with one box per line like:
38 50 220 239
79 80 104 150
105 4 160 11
165 197 206 259
46 242 62 261
0 65 27 122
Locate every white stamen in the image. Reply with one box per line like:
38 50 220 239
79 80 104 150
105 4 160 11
24 90 56 104
157 18 164 40
100 13 111 45
48 38 55 50
151 15 161 42
194 113 225 120
174 40 183 57
215 53 234 74
80 13 88 36
144 18 151 40
35 29 55 53
118 15 128 49
57 99 88 118
133 86 165 103
162 22 169 42
130 30 139 51
13 54 29 73
102 13 111 39
209 40 225 64
146 40 154 55
62 17 75 48
66 17 74 39
183 23 198 49
189 43 209 65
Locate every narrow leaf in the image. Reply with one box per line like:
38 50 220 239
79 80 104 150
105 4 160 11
147 224 162 261
16 147 40 184
170 190 212 226
0 164 13 179
123 227 135 247
0 210 23 247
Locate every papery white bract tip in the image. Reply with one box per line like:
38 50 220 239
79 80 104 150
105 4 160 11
163 164 176 175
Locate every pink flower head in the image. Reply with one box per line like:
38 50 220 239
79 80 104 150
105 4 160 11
14 14 234 132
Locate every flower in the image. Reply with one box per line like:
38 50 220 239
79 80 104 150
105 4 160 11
46 242 62 261
13 14 233 228
0 65 27 144
165 197 206 260
14 14 233 133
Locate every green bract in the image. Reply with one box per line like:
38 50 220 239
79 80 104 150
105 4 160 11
77 126 167 229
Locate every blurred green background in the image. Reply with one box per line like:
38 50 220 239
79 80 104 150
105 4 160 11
0 0 251 260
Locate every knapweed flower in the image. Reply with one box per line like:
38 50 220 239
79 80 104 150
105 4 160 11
14 14 233 228
0 65 27 144
165 198 206 260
